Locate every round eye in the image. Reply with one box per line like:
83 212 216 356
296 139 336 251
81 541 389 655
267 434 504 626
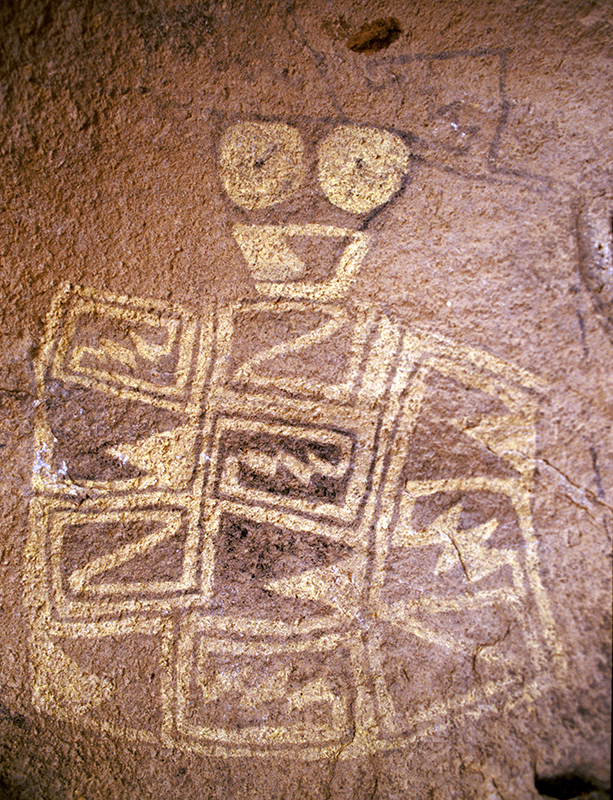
219 122 305 210
317 126 410 214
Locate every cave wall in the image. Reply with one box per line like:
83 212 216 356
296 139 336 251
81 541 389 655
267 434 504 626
0 1 611 798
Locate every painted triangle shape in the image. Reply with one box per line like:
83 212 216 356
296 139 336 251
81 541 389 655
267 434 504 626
264 552 365 618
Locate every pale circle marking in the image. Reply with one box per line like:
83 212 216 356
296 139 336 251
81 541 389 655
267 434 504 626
317 125 411 214
219 122 306 210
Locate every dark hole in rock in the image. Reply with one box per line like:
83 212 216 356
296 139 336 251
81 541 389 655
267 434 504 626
535 773 606 799
0 774 21 800
347 17 402 54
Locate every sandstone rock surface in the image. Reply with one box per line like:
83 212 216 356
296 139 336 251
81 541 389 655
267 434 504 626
0 1 611 798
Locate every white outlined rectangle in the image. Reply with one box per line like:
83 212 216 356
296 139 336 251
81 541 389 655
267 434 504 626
210 415 376 524
44 284 212 413
33 493 208 627
174 619 356 749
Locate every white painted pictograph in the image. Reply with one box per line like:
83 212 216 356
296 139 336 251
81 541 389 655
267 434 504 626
25 114 565 759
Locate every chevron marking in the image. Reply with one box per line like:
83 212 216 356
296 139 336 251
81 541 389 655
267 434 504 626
69 317 179 375
265 552 365 618
393 502 512 583
196 657 343 725
449 409 536 474
233 303 348 384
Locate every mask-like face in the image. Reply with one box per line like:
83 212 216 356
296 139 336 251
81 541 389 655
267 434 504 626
218 121 413 298
23 113 558 764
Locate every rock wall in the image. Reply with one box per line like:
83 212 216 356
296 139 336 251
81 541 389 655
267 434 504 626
0 1 611 798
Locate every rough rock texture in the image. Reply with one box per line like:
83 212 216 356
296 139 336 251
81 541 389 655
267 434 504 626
0 1 611 798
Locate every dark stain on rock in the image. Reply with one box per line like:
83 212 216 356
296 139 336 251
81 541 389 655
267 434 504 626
347 17 402 54
534 772 606 799
0 703 28 730
139 2 214 56
590 445 606 500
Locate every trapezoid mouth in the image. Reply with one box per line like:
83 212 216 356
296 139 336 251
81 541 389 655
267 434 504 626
232 223 370 301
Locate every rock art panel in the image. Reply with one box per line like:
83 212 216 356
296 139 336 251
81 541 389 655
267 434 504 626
24 120 566 760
